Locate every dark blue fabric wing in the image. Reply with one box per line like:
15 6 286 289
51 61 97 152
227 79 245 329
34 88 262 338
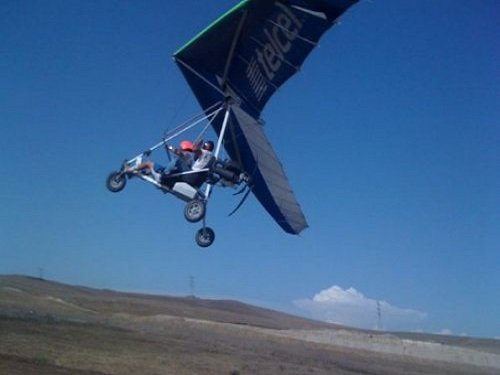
174 0 358 234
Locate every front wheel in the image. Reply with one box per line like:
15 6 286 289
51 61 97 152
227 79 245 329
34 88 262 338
184 199 205 223
195 227 215 248
106 172 127 192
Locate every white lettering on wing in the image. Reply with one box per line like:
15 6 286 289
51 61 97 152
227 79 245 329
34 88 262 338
245 2 304 103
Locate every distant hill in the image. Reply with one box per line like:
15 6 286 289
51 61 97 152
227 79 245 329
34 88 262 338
0 274 333 330
1 274 499 375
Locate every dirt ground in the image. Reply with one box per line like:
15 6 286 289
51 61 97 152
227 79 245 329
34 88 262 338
1 275 499 375
3 317 497 375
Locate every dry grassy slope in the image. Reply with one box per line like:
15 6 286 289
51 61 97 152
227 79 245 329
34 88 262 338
0 275 334 330
1 274 499 375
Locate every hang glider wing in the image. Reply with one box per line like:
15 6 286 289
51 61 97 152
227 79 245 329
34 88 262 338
174 0 358 234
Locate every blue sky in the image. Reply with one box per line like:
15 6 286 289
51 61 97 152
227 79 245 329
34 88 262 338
1 0 498 338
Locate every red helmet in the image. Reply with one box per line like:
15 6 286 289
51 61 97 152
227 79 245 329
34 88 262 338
179 140 194 152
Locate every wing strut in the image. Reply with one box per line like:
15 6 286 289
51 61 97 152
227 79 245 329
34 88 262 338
221 10 248 88
204 103 233 199
219 11 250 173
174 58 225 96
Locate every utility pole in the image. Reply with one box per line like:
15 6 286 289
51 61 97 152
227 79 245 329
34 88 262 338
189 276 195 297
377 300 383 331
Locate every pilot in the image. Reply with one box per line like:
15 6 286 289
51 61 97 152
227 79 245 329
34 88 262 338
165 140 195 174
128 140 194 181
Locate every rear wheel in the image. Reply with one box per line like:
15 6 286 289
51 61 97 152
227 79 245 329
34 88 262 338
106 172 126 192
184 199 205 223
195 227 215 248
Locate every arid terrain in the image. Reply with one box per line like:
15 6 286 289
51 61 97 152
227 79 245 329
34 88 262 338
1 275 499 375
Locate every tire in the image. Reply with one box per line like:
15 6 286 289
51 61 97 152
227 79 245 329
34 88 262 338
106 172 127 193
184 199 205 223
195 227 215 248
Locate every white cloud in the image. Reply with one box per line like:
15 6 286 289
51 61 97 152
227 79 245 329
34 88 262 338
294 285 427 331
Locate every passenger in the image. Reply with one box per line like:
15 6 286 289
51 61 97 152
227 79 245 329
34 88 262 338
192 140 214 171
